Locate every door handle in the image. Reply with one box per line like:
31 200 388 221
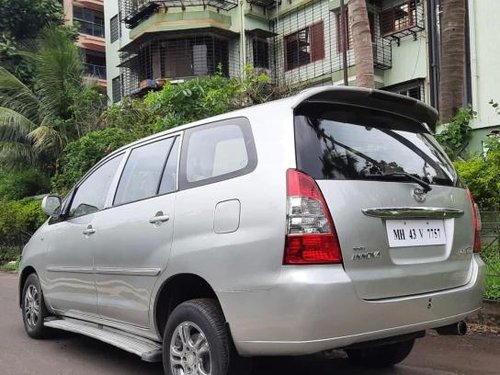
82 225 96 236
149 212 170 225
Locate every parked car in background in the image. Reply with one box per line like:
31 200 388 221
19 87 484 375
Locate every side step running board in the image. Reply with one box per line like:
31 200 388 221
44 318 162 362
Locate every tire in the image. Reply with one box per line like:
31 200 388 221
162 298 251 375
347 339 415 368
21 273 51 339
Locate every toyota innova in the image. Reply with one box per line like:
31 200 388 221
19 87 484 375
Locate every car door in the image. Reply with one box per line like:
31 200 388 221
92 135 180 328
44 154 125 317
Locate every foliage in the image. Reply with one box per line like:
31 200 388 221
0 168 49 200
144 72 240 133
0 26 96 169
489 99 500 115
435 107 476 159
103 97 159 139
482 241 500 301
454 138 500 209
67 86 108 137
0 198 45 245
0 259 19 272
0 0 63 83
51 128 136 193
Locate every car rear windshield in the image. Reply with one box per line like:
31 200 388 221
294 103 459 187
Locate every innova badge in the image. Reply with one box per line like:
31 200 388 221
412 187 427 203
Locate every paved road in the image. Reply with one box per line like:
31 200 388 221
1 272 499 375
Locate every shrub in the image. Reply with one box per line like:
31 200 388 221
0 168 49 200
103 97 159 139
454 139 500 209
51 128 136 193
0 198 46 245
435 107 476 159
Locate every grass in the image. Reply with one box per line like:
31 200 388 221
484 256 500 301
0 246 21 273
0 259 19 272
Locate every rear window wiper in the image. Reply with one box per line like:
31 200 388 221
364 172 432 193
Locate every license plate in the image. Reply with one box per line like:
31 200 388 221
386 219 446 247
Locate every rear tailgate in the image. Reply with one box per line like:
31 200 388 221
294 96 475 300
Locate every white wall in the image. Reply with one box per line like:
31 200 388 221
104 0 131 102
469 0 500 130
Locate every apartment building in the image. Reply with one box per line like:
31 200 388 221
64 0 107 89
104 0 500 152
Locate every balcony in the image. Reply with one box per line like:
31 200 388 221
119 31 239 96
85 63 106 79
121 0 238 29
75 19 105 38
84 63 107 88
246 0 276 9
73 0 103 12
380 0 424 44
372 37 392 70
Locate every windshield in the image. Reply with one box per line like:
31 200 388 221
294 103 458 187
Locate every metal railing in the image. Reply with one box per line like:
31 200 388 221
85 63 107 79
75 19 105 38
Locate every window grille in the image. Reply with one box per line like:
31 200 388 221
120 34 239 97
112 76 122 103
380 0 424 42
110 15 120 43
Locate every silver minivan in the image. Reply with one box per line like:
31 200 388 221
19 87 484 374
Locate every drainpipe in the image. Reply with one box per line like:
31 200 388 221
427 0 440 109
468 0 479 114
464 0 473 107
240 0 247 80
340 0 349 86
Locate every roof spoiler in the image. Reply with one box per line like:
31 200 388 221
292 87 439 132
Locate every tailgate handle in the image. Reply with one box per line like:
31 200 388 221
362 207 464 219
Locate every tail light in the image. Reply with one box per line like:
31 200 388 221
466 188 481 253
284 169 342 264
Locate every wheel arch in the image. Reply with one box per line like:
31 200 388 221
153 273 223 338
18 265 37 307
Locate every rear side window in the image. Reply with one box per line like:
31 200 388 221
180 118 257 189
68 154 124 218
295 103 458 187
114 137 176 206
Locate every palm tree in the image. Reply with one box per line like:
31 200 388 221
349 0 374 88
439 0 466 122
0 27 84 168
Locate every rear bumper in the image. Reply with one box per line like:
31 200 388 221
219 255 485 356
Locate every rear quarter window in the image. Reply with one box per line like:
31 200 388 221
179 117 257 189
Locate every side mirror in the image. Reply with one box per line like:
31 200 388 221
41 195 62 217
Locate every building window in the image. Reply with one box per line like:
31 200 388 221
380 1 418 36
383 79 424 101
284 22 324 71
336 10 350 53
73 7 105 38
337 11 376 53
252 39 269 69
112 76 122 103
110 15 120 43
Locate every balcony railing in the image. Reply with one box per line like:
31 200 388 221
373 37 392 70
85 63 107 79
380 0 424 44
121 0 238 28
75 19 105 38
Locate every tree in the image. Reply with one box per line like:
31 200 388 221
439 0 466 122
0 27 86 169
0 0 63 83
349 0 374 88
